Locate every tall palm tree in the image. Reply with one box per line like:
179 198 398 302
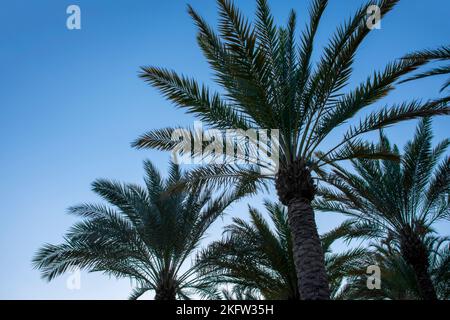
33 160 242 300
198 201 367 299
338 236 450 300
315 118 450 299
133 0 450 299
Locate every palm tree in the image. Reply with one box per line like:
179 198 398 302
338 236 450 300
400 45 450 94
315 118 450 299
33 160 242 300
133 0 450 299
198 201 367 299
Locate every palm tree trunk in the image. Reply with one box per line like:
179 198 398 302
275 159 330 300
287 197 330 300
154 285 176 300
400 229 437 300
400 239 437 300
412 264 437 300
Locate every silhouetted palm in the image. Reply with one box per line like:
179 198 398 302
33 160 242 300
198 201 367 299
316 118 450 299
133 0 449 299
338 236 450 300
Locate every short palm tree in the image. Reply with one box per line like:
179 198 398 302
338 236 450 300
198 201 367 299
133 0 449 299
33 160 242 300
315 118 450 299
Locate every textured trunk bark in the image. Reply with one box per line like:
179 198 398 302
400 229 437 300
411 263 437 300
154 286 176 300
287 197 330 300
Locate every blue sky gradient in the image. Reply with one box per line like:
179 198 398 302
0 0 449 299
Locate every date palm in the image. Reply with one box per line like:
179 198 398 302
338 236 450 300
315 118 450 299
33 160 242 300
133 0 450 299
198 201 367 299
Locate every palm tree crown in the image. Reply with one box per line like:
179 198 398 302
33 160 241 300
316 118 450 299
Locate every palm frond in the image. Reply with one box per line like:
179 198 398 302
139 66 250 129
400 45 450 92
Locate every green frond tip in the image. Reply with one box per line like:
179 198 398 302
139 66 251 129
400 45 450 92
131 127 180 150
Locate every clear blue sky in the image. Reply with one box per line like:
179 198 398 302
0 0 449 299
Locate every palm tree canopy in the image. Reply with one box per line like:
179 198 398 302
33 160 242 300
197 201 367 299
316 117 449 243
133 0 449 190
315 118 449 299
339 236 450 300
